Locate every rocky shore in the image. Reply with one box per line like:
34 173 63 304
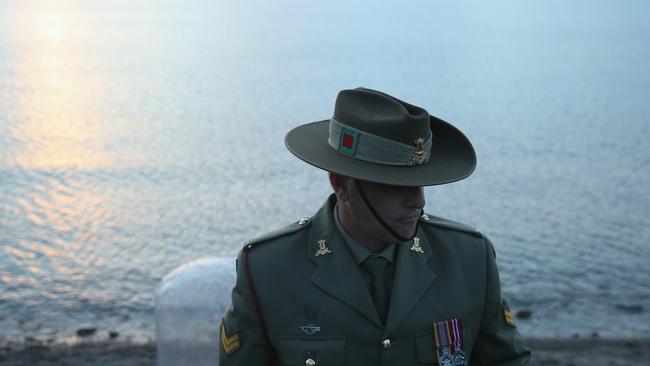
525 338 649 366
1 338 648 365
0 341 155 366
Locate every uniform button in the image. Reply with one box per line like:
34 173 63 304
298 217 310 225
305 358 316 366
381 338 391 350
421 213 430 221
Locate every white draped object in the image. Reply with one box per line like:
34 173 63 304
155 257 236 366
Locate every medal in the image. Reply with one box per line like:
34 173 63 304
433 318 466 366
433 320 452 365
453 351 466 366
438 346 454 366
450 318 466 366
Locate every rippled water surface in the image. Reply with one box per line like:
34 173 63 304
1 0 649 343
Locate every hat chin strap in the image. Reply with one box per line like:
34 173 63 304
353 179 421 243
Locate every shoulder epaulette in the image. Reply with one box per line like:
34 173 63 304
242 217 312 250
419 213 483 238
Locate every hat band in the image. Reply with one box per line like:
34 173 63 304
328 118 432 166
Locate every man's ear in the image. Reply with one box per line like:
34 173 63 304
328 172 350 201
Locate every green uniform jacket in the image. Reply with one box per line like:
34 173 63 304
220 195 530 365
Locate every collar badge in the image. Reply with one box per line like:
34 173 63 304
410 237 425 254
315 239 332 256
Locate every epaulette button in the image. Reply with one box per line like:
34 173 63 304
298 217 311 225
421 213 430 221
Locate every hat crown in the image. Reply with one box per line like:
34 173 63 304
332 88 431 146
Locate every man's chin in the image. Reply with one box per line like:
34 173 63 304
393 222 418 241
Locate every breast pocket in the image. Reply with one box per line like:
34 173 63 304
277 337 346 366
415 322 473 365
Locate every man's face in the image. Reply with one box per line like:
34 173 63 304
350 179 426 243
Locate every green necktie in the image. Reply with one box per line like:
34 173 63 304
363 256 390 324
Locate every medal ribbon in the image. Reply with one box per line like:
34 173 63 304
433 320 452 362
433 320 450 348
450 318 463 354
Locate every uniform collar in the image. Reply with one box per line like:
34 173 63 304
307 194 437 334
333 203 396 265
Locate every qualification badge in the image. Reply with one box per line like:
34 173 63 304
433 318 466 366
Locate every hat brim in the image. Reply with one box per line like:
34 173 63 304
285 116 477 186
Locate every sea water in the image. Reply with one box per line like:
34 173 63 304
1 0 649 344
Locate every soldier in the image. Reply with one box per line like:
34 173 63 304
220 88 531 365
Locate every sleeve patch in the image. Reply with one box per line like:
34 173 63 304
220 320 241 354
503 308 517 328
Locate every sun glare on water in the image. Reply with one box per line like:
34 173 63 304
5 0 125 171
